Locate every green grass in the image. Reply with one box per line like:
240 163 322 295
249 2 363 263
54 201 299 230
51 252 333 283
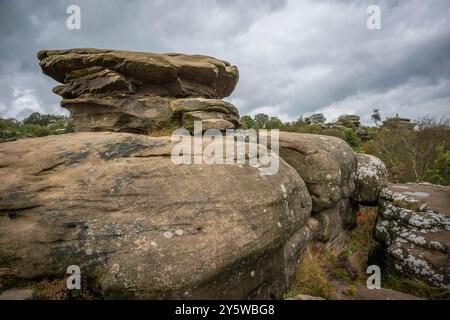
0 117 74 142
383 270 450 300
291 245 339 300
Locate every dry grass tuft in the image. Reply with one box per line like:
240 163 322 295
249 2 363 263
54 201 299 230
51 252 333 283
289 206 378 300
292 245 338 300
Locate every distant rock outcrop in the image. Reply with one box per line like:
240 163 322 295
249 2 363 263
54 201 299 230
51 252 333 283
371 183 450 289
335 115 361 128
382 117 416 130
38 49 240 134
332 115 370 141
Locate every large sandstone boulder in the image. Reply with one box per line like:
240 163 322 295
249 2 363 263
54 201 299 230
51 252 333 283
0 132 312 299
265 132 357 212
263 132 358 241
37 49 240 134
371 183 450 289
351 154 387 205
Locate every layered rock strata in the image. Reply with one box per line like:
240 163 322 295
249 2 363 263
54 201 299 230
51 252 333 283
38 49 240 134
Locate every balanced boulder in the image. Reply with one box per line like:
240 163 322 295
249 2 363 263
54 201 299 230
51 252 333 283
38 49 240 134
38 49 239 98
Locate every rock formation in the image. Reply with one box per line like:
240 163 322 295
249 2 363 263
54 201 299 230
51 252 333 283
0 132 312 299
0 48 319 299
371 183 450 289
351 154 387 206
382 117 415 130
335 115 361 128
38 49 240 134
3 47 443 299
332 115 370 141
264 132 358 241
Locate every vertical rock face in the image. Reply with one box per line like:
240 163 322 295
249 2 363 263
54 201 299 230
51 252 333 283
0 132 312 299
371 184 450 289
264 132 358 241
351 154 387 205
37 49 240 134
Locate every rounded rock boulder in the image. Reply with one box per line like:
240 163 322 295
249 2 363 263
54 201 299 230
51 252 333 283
0 132 312 299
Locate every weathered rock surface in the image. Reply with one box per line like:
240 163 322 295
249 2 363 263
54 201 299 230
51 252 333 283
0 288 36 300
0 132 312 299
38 49 239 99
352 154 387 205
288 293 325 300
371 183 450 289
62 95 240 134
263 132 358 241
313 198 358 242
354 285 424 300
37 49 240 134
265 132 357 212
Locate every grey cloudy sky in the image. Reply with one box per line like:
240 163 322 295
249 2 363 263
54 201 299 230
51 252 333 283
0 0 449 124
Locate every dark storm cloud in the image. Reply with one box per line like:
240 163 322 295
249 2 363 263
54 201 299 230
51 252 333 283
0 0 449 123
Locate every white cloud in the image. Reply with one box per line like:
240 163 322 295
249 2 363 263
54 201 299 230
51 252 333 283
3 88 44 119
315 77 450 124
0 0 449 123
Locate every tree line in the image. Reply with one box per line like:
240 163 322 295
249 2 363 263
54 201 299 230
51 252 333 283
0 112 73 142
240 112 450 186
1 111 449 186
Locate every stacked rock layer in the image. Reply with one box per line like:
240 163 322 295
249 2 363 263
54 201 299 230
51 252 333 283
38 48 240 134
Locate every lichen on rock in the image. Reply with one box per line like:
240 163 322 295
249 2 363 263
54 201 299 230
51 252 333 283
371 183 450 289
351 153 387 205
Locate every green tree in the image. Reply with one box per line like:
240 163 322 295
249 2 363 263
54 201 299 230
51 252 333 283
343 127 361 151
240 115 254 129
23 112 66 127
23 112 45 126
424 144 450 185
309 113 326 124
254 114 269 129
267 117 283 129
371 109 381 126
